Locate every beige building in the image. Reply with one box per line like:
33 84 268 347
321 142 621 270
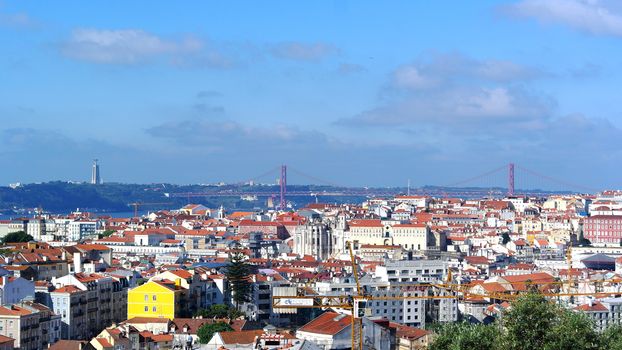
0 302 60 350
346 220 431 251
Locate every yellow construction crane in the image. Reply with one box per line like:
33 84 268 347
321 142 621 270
274 242 463 350
347 241 363 350
274 241 622 349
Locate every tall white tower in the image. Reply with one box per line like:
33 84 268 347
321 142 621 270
91 159 101 185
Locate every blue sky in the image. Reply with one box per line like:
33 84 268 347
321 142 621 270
2 0 622 190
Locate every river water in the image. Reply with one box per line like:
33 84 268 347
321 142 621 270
0 210 147 220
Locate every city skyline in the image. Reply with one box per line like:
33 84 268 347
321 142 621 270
2 1 622 188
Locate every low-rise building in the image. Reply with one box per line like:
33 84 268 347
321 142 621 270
127 280 186 320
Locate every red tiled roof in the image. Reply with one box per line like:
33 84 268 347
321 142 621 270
0 335 13 345
151 334 173 342
239 220 282 227
169 269 193 279
298 311 352 335
75 244 111 251
465 256 489 265
124 317 170 324
348 219 383 228
49 340 85 350
96 338 113 348
219 330 264 345
576 302 608 312
52 285 83 294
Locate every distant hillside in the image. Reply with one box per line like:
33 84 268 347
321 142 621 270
0 182 175 213
0 181 571 215
0 182 370 214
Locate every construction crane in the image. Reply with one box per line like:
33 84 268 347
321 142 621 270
274 243 462 350
128 202 171 218
347 241 363 350
273 242 622 349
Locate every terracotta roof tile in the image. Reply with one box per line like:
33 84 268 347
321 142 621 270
298 311 352 335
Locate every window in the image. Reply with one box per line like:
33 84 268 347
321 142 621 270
144 306 148 312
152 295 157 301
152 306 157 312
144 295 148 301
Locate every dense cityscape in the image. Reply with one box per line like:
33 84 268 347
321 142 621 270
0 158 619 349
5 0 622 349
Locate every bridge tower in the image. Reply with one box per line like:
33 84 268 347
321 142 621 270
279 164 287 210
508 163 515 196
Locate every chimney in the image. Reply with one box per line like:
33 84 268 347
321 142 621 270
73 252 82 274
175 278 181 288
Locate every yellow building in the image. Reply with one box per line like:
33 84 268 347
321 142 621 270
127 280 183 320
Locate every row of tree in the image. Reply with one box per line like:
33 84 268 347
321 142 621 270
429 291 622 350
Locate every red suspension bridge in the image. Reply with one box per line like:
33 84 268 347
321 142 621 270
168 163 600 210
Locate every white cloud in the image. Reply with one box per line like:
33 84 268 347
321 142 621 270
505 0 622 37
146 118 329 150
393 66 439 89
340 53 553 129
60 29 203 64
348 86 553 129
391 53 545 89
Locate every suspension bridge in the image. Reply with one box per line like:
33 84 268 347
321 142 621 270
166 163 600 210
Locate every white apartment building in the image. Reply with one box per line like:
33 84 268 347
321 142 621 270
68 220 100 241
577 297 622 332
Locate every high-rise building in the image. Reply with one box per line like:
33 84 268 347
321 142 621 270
91 159 101 184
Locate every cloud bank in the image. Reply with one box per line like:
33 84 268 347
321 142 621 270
505 0 622 37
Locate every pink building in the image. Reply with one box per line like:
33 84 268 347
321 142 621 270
584 215 622 244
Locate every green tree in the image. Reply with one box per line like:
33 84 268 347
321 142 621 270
501 291 559 350
502 232 511 245
600 325 622 350
429 322 501 350
197 322 233 344
98 229 115 239
544 310 599 350
226 251 252 312
194 304 243 319
2 231 34 244
429 291 613 350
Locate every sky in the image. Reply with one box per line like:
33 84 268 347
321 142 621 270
2 0 622 190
